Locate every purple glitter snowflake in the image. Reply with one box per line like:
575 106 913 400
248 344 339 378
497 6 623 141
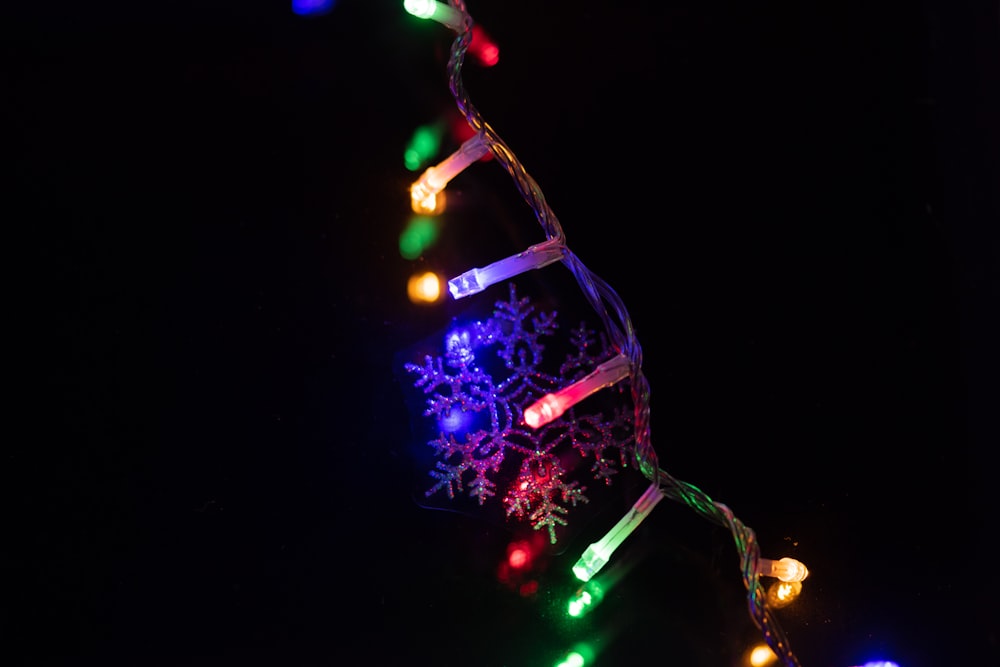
404 283 635 544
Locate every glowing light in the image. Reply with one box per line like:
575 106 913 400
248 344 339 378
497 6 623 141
438 408 472 434
759 557 809 582
410 133 490 214
469 25 500 66
573 482 665 582
524 354 630 428
567 581 604 618
554 645 595 667
504 536 545 572
404 122 445 171
765 580 802 609
292 0 335 16
556 653 585 667
414 190 447 216
523 393 569 430
448 238 564 299
855 662 900 667
497 535 548 594
445 328 474 362
403 0 463 31
508 548 529 569
407 271 443 304
402 0 436 18
748 644 778 667
399 216 440 259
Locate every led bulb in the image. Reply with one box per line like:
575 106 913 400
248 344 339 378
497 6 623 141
524 354 630 428
448 238 564 299
410 133 489 213
758 557 809 582
402 0 464 31
524 393 571 429
572 482 665 582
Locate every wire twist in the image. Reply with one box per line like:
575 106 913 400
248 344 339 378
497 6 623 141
442 2 801 665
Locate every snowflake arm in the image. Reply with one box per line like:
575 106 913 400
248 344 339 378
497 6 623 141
407 286 632 544
426 460 466 500
466 442 505 504
503 454 589 543
530 500 569 545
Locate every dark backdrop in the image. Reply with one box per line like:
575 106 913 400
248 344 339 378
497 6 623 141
8 1 998 666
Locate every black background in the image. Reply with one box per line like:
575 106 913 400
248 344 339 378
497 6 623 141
7 1 998 666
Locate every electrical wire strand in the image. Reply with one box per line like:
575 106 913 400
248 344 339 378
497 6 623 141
440 2 802 665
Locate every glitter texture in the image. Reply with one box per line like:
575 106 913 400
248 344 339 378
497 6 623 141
404 283 634 544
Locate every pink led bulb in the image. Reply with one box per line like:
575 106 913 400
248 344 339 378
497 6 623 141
523 393 570 429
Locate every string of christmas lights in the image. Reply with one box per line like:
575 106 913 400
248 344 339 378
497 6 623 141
401 1 812 664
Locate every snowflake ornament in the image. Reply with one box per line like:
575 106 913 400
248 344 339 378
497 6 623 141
404 283 636 545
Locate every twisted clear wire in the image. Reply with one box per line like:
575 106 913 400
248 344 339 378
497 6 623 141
440 2 802 664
